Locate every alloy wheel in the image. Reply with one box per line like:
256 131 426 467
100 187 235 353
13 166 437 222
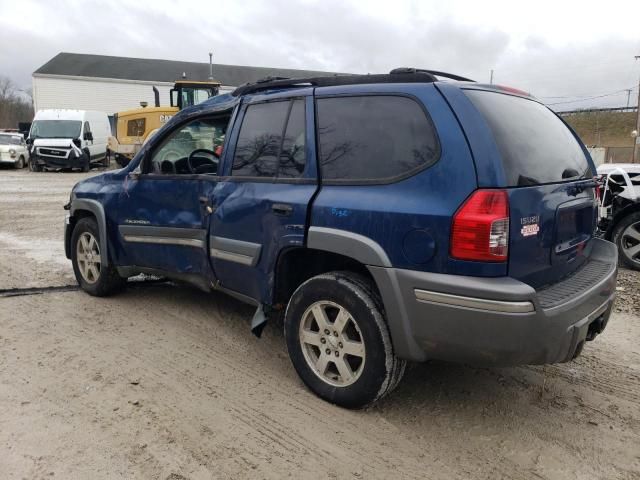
621 221 640 267
76 232 101 284
298 300 366 387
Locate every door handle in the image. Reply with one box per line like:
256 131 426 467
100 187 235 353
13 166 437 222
272 203 293 216
199 196 215 215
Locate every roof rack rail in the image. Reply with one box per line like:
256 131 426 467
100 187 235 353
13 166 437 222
390 68 475 82
231 71 438 97
254 76 291 84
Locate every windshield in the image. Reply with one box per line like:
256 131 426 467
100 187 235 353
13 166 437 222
465 90 592 186
30 120 82 139
0 135 22 145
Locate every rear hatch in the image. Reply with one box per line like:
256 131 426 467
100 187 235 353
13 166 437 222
463 89 597 289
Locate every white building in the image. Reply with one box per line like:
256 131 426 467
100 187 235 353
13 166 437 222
33 52 336 115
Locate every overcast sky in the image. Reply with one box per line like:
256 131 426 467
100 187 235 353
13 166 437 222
1 0 639 110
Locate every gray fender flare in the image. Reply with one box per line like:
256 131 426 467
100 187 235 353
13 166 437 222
306 227 424 361
70 198 109 267
307 227 392 267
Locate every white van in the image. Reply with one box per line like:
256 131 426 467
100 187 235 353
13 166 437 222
28 110 111 171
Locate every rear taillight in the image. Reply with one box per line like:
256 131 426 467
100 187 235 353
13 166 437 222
450 190 509 262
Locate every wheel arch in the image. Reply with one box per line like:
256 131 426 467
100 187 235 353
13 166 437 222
273 247 376 307
70 199 109 267
273 227 423 361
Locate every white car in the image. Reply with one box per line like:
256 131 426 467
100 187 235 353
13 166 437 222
0 132 29 168
597 163 640 270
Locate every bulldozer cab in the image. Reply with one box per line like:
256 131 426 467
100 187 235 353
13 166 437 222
170 80 222 110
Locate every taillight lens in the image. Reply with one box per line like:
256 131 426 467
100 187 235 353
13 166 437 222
450 190 509 262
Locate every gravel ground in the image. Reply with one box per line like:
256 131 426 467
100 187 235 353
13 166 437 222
1 168 639 480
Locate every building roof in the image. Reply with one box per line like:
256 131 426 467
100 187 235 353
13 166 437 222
34 52 340 87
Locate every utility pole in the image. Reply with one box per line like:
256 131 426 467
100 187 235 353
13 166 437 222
626 88 632 108
490 69 494 85
634 56 640 163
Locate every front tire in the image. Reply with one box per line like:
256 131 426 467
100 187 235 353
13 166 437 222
71 217 126 296
284 271 405 408
15 156 25 169
612 212 640 271
29 159 41 172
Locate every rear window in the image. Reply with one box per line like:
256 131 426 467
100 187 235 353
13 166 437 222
465 90 592 186
316 95 439 183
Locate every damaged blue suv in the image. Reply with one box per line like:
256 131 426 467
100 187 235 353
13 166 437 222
64 69 618 408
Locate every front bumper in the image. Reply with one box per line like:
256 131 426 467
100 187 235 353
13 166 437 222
0 154 17 164
32 151 86 169
370 237 617 365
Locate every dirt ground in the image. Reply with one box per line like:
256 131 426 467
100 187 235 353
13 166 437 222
0 168 639 480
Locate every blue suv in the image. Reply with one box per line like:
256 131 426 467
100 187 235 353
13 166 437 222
64 69 618 408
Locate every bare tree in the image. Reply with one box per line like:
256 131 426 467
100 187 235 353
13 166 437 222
0 76 34 129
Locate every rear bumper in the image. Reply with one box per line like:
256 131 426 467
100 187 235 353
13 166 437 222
370 237 618 365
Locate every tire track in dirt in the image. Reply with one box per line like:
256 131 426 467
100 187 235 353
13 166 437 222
3 288 557 480
3 280 640 478
527 356 640 406
9 291 433 478
81 289 562 479
113 318 431 479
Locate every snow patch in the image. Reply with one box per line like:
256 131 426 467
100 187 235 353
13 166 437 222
0 232 69 267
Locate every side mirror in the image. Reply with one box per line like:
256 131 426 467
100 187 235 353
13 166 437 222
128 165 142 180
26 137 33 146
84 131 93 141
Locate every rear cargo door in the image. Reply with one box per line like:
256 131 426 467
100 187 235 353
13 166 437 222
463 89 597 288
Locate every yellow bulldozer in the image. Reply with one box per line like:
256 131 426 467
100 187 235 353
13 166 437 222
108 79 221 166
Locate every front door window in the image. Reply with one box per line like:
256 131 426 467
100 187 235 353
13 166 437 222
148 116 229 175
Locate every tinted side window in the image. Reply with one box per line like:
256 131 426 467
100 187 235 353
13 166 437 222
232 101 290 177
279 99 306 178
317 96 439 182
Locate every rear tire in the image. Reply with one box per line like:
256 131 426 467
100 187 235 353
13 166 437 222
284 271 405 409
71 217 126 296
612 212 640 271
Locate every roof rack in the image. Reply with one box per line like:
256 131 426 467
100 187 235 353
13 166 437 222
389 67 475 82
231 68 474 97
231 71 436 97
